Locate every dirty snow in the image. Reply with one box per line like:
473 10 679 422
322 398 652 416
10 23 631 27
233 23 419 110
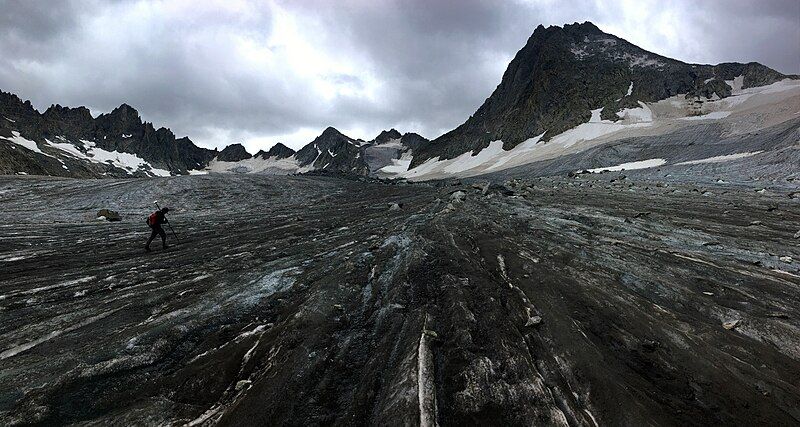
680 111 732 121
374 138 403 149
206 155 302 175
379 151 413 174
617 102 653 123
676 151 763 165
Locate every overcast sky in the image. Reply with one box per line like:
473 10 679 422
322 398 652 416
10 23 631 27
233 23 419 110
1 0 798 152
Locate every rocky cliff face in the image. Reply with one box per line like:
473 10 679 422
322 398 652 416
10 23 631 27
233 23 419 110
0 92 221 177
411 22 797 167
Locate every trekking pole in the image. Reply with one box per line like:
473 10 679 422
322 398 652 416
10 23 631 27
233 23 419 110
154 201 181 243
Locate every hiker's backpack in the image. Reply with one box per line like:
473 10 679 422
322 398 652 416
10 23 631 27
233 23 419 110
147 211 159 226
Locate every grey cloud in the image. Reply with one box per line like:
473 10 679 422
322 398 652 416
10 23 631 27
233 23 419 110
0 0 797 152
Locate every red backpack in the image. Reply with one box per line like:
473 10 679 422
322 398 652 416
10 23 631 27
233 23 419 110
147 211 159 226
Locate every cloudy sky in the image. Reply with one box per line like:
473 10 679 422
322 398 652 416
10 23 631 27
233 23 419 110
1 0 798 152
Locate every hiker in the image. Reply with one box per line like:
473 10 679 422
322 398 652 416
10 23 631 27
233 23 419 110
145 207 170 252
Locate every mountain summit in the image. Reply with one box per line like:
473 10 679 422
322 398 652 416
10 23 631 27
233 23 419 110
411 21 795 166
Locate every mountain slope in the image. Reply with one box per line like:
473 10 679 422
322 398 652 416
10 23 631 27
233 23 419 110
410 21 797 167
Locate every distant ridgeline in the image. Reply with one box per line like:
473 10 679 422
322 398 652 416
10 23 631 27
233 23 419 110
0 90 430 178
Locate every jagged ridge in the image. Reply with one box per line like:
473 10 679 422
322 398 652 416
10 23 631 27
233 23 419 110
0 91 218 176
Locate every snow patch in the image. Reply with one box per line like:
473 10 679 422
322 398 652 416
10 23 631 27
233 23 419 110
589 108 604 123
582 158 666 173
726 75 744 93
4 132 49 156
46 138 170 176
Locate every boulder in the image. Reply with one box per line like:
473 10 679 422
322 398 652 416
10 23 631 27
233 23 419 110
450 191 466 203
471 182 490 195
722 319 740 330
97 209 121 221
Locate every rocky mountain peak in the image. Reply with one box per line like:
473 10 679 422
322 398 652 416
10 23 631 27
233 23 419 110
94 103 144 136
373 129 402 144
43 104 94 126
409 22 796 167
320 126 346 139
563 21 602 34
398 132 430 151
216 143 252 162
104 103 141 124
257 142 295 159
294 127 367 174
